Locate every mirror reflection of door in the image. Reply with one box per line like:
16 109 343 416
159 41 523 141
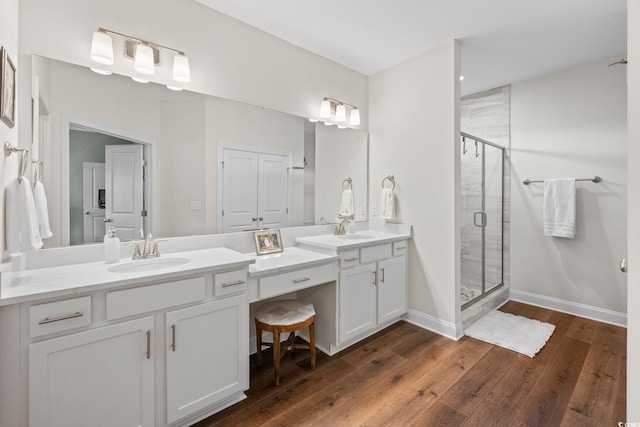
70 128 147 245
220 148 290 232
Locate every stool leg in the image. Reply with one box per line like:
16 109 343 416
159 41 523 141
256 323 262 366
309 320 316 370
273 329 281 386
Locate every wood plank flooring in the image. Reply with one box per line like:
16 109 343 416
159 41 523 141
194 301 626 427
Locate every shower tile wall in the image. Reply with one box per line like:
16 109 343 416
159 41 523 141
460 86 510 302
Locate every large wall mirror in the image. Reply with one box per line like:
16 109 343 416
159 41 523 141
30 55 368 247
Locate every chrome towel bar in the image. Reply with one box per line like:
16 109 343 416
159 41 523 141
522 176 601 185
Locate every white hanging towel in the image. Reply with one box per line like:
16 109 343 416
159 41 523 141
543 178 576 238
380 187 395 219
340 189 355 217
6 177 44 253
33 181 53 239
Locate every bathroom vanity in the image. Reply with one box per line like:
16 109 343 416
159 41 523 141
0 224 410 426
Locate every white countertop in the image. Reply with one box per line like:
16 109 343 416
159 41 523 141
0 247 255 306
296 229 411 252
248 247 339 277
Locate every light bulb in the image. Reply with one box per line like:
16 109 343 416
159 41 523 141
90 31 114 65
173 54 191 83
336 104 346 123
134 44 155 75
320 99 331 118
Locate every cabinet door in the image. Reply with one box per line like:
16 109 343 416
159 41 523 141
339 264 377 343
166 294 249 424
29 317 155 427
377 256 407 324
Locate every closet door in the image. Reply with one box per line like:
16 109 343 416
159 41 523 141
222 149 259 232
257 153 289 229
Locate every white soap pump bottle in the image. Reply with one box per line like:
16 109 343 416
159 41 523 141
104 226 121 263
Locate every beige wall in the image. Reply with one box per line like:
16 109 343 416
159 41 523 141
369 41 461 333
510 58 627 313
627 0 640 418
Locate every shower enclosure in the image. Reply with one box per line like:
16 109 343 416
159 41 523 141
460 132 505 308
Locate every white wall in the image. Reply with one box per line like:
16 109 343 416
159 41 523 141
510 58 627 314
627 0 640 418
369 41 461 334
0 0 19 257
18 0 368 129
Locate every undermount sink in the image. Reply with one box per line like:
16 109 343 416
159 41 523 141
336 234 374 240
107 257 190 273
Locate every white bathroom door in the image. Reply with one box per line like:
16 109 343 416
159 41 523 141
82 162 106 243
221 149 259 232
257 153 289 229
105 145 144 241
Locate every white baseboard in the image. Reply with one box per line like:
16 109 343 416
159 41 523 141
510 289 627 328
402 309 462 340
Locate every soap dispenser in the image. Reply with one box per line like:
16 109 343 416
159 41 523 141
104 226 121 263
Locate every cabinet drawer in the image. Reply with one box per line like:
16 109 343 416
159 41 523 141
360 243 392 264
214 269 247 296
107 277 206 320
339 249 360 268
29 296 92 338
259 263 336 300
393 241 408 256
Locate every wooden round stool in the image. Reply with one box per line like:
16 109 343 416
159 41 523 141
255 300 316 386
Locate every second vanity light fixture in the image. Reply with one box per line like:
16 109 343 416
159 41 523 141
90 27 191 90
316 97 360 127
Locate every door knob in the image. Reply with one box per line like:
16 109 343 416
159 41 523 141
620 258 627 273
85 211 90 215
252 217 258 222
259 217 264 221
103 218 112 223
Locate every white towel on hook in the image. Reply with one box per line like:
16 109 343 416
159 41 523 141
340 189 355 217
33 181 53 239
380 188 395 219
543 178 576 238
6 177 44 253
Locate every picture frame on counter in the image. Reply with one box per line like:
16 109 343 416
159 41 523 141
253 229 283 255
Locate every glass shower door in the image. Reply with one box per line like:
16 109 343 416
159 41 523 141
460 134 504 307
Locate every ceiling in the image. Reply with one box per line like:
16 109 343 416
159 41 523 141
195 0 627 96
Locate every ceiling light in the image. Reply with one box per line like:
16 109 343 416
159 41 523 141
131 76 149 84
166 85 183 91
460 75 465 81
319 97 360 127
90 30 114 65
309 118 318 122
323 121 334 126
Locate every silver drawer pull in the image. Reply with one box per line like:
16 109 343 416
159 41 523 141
344 257 359 262
221 280 246 288
293 277 311 284
395 246 406 250
38 311 84 325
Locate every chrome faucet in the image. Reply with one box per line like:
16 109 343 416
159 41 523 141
131 233 161 260
334 218 351 235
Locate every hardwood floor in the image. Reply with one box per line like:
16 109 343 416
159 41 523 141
194 301 626 427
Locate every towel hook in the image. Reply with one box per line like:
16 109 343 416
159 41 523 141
4 141 29 183
33 160 44 183
342 177 352 190
382 175 396 190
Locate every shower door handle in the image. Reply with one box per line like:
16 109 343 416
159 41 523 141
473 211 487 227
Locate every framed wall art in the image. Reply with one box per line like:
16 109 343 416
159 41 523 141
1 47 16 128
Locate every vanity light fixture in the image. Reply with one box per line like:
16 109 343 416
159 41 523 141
318 97 360 127
89 27 191 87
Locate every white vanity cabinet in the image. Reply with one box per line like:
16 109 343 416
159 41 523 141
29 316 155 427
165 293 249 424
338 241 408 345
